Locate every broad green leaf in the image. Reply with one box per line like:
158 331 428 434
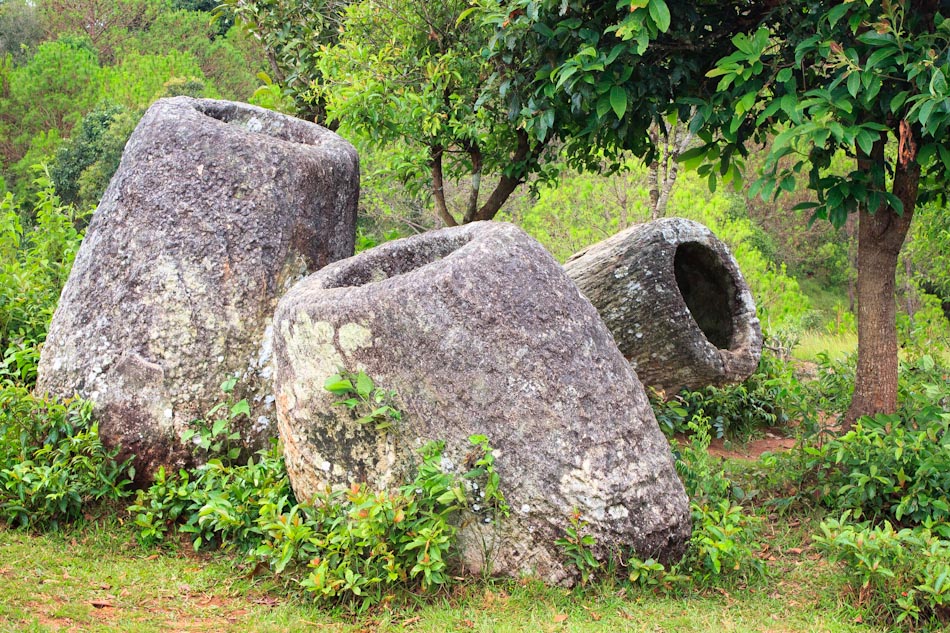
355 372 374 397
648 0 671 32
826 2 851 28
938 144 950 170
324 374 354 394
676 145 708 169
931 68 948 96
776 68 793 83
889 91 909 113
610 85 628 119
847 72 860 99
230 399 250 417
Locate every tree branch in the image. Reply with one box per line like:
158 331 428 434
430 145 458 227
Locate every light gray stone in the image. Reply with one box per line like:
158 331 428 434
37 97 359 481
273 221 690 585
564 218 763 395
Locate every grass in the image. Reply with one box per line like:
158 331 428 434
0 495 885 632
792 331 856 362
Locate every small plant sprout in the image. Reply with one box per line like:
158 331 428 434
181 376 248 464
323 370 402 431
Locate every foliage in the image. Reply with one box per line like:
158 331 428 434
131 435 504 606
0 386 133 529
554 509 600 586
131 374 506 607
50 104 128 206
0 0 45 62
621 414 763 588
0 36 102 174
803 396 950 532
323 370 403 431
220 0 346 120
37 0 165 64
476 0 751 172
313 0 554 225
180 377 249 466
814 514 950 630
0 169 87 386
650 350 792 440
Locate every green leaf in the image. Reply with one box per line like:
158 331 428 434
230 399 250 418
610 86 628 119
776 68 793 83
826 2 850 28
355 372 374 397
212 418 227 437
937 144 950 170
676 146 707 169
889 91 909 113
883 192 904 215
847 72 860 99
648 0 671 32
919 99 936 127
931 68 948 96
324 374 354 394
856 129 877 156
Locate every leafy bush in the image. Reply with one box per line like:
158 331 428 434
650 351 793 440
814 514 950 630
130 374 507 607
669 414 763 582
0 386 133 529
180 376 249 466
0 169 87 386
131 436 503 606
804 407 950 532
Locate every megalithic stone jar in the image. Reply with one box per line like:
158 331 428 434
37 97 359 481
563 217 763 395
272 221 691 585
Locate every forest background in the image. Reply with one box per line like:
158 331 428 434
1 0 948 374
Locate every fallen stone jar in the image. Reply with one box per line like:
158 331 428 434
564 217 763 395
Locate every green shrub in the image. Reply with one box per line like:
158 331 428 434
804 407 950 532
0 170 87 386
130 436 503 607
814 514 950 630
622 414 763 589
130 374 507 607
650 350 793 440
0 386 133 529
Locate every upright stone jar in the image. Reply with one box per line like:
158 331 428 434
272 222 691 585
37 97 359 480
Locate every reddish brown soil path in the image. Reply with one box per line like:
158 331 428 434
707 430 796 460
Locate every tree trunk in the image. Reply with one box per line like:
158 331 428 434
845 143 919 425
564 218 762 394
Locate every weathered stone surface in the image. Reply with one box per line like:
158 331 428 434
563 217 763 394
273 221 690 585
37 97 359 480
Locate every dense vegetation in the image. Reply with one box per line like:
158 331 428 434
1 0 950 630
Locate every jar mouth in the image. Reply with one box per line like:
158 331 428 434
317 229 477 290
190 98 327 146
673 241 737 350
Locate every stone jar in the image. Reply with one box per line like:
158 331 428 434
273 221 690 585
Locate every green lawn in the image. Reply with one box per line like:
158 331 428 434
0 509 882 632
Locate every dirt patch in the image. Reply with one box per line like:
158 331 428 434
707 429 796 460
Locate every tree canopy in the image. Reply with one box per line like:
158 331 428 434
474 0 949 422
